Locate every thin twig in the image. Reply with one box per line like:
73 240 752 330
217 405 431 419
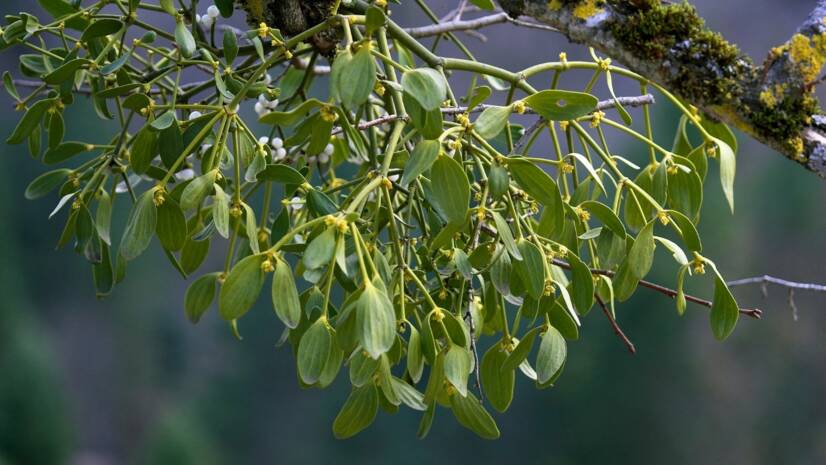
726 275 826 321
595 294 636 355
550 259 763 319
727 275 826 292
405 12 560 39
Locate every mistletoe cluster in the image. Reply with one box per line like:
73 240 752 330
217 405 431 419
3 0 746 439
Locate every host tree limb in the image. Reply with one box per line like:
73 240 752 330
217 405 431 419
495 0 826 176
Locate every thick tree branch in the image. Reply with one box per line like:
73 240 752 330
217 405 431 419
496 0 826 176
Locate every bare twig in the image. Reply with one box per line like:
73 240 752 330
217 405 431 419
726 274 826 321
550 258 763 319
726 275 826 292
595 294 636 355
406 12 560 39
406 12 511 38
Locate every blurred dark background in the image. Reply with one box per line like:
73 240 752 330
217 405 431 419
1 1 825 464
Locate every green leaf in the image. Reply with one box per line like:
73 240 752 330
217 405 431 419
159 0 176 15
566 250 594 314
180 170 216 210
272 258 302 329
714 137 736 213
401 68 447 111
536 326 566 384
174 20 196 58
364 6 386 36
44 141 90 165
391 377 427 411
502 326 541 373
25 168 71 200
331 47 376 108
212 184 230 238
156 198 186 251
80 18 123 41
444 343 472 397
508 158 564 232
7 98 53 144
468 0 496 10
149 110 177 131
627 220 655 279
522 90 598 121
129 126 158 174
332 384 379 439
181 238 210 275
450 391 500 440
219 254 265 320
547 299 580 340
297 318 334 385
356 281 396 359
350 350 380 387
401 139 440 187
579 200 625 237
184 273 218 323
429 154 469 225
514 240 545 300
48 111 64 149
407 325 424 383
491 211 522 261
667 210 702 252
257 164 307 184
474 105 512 140
215 0 234 17
481 343 514 412
487 164 509 199
304 226 336 270
307 188 339 216
710 273 739 341
222 29 238 63
468 86 492 110
404 93 443 139
119 189 158 261
100 48 133 75
44 58 90 84
259 98 323 126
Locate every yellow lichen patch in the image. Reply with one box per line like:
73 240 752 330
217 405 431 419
790 137 805 159
244 0 265 24
548 0 563 10
758 84 786 109
573 0 603 19
787 33 826 83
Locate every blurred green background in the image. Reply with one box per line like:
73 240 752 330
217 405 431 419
1 1 826 464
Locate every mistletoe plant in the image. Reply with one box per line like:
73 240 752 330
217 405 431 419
1 0 758 439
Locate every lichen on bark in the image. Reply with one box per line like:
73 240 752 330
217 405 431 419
497 0 826 171
238 0 338 53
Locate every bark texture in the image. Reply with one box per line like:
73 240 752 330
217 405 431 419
497 0 826 176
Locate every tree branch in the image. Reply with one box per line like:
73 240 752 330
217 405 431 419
551 258 763 319
496 0 826 177
727 275 826 292
595 294 637 355
406 12 561 39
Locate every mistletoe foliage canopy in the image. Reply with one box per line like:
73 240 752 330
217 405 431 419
2 0 750 439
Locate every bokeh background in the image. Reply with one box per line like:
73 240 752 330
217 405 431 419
2 1 826 464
